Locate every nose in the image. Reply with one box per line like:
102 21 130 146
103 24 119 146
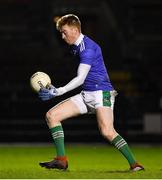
62 33 65 39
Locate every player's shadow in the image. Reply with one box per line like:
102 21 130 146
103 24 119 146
105 170 131 173
69 170 131 173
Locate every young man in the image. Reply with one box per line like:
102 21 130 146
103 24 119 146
38 14 144 171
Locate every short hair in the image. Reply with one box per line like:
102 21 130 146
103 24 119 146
56 14 81 32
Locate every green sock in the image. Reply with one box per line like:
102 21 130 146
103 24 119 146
111 135 136 165
50 125 65 157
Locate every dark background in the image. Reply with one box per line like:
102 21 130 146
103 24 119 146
0 0 162 144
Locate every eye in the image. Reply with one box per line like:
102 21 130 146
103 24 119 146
62 31 66 35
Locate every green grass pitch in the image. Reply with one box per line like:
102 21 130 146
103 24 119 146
0 144 162 179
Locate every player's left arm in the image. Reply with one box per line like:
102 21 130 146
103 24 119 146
38 49 94 101
56 48 95 95
56 63 91 95
38 64 90 101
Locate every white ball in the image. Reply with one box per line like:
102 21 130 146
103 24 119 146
30 71 51 92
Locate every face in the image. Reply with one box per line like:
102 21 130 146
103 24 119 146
60 24 79 45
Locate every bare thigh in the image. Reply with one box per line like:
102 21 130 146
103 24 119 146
46 98 81 128
96 107 117 141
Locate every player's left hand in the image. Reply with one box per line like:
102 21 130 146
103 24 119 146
38 86 57 101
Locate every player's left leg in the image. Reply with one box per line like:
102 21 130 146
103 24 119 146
39 98 81 170
39 94 88 170
96 97 144 171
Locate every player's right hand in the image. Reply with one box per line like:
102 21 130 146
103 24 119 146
38 86 57 101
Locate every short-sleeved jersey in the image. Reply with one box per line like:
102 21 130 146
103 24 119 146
71 35 114 91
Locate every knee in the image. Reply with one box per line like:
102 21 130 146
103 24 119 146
100 127 117 141
45 111 52 125
45 110 59 126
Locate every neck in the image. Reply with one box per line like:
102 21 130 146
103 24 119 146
74 33 84 46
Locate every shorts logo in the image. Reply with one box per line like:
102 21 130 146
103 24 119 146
103 91 111 107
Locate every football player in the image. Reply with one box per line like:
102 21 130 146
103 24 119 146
39 14 144 172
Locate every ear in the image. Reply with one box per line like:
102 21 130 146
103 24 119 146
72 26 79 33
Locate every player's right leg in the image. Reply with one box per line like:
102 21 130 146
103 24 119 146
39 95 88 170
95 90 144 172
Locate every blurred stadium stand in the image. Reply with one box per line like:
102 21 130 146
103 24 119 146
0 0 162 143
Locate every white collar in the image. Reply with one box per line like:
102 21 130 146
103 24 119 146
74 33 84 46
